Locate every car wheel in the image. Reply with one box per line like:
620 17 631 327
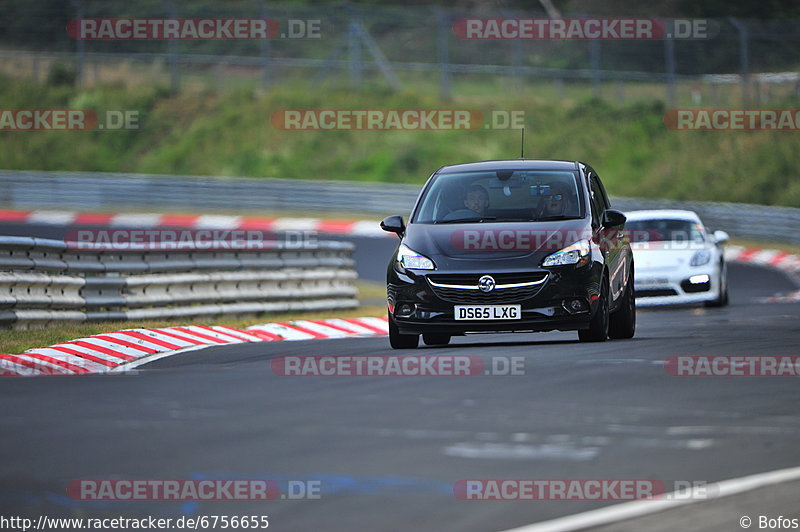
608 270 636 339
705 262 729 308
389 312 419 349
422 333 451 346
579 278 609 342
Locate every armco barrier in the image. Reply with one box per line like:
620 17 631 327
0 236 358 328
0 170 417 217
1 170 799 244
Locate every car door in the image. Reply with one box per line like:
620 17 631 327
587 169 626 303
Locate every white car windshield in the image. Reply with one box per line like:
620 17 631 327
626 219 706 243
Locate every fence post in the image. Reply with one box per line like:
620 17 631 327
728 17 750 106
503 10 523 85
665 35 676 106
589 39 601 99
260 0 271 89
71 0 85 87
435 8 451 99
511 36 523 86
347 8 362 89
164 0 179 94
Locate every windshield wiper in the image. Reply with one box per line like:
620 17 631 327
435 216 497 224
533 215 581 222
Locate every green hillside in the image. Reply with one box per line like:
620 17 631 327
1 75 799 207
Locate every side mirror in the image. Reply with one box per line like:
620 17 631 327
380 215 405 237
713 230 729 244
602 209 627 228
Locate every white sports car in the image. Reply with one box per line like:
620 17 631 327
625 210 729 307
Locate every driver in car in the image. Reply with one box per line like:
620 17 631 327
442 184 491 221
463 184 490 216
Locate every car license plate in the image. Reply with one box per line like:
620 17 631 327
637 277 669 286
454 305 521 320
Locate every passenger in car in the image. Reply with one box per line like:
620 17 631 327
536 183 569 218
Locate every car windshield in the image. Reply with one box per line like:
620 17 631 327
412 170 584 224
626 219 706 243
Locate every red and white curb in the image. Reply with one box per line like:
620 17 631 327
0 316 389 377
726 245 800 274
0 208 390 238
725 245 800 302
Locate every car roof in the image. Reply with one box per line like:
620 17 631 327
625 209 703 223
437 159 581 173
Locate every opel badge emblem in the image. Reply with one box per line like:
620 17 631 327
478 275 495 293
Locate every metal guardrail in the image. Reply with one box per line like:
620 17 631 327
0 236 358 328
0 170 417 216
2 170 799 244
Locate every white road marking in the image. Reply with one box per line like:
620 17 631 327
500 465 800 532
442 442 599 461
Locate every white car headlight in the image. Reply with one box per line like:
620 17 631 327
396 243 435 270
542 241 591 267
690 249 712 266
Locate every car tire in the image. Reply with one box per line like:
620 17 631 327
579 278 609 343
422 333 451 346
389 312 419 349
705 262 729 308
608 270 636 339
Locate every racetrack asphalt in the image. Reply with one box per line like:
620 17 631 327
1 223 799 531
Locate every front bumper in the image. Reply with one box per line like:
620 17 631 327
388 264 602 335
634 267 720 306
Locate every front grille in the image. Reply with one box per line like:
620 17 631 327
426 272 548 304
427 272 547 285
636 288 679 297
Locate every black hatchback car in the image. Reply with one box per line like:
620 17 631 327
381 159 635 349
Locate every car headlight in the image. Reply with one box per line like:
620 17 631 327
396 243 435 270
542 241 591 267
690 249 712 266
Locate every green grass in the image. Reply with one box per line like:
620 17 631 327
1 74 800 207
